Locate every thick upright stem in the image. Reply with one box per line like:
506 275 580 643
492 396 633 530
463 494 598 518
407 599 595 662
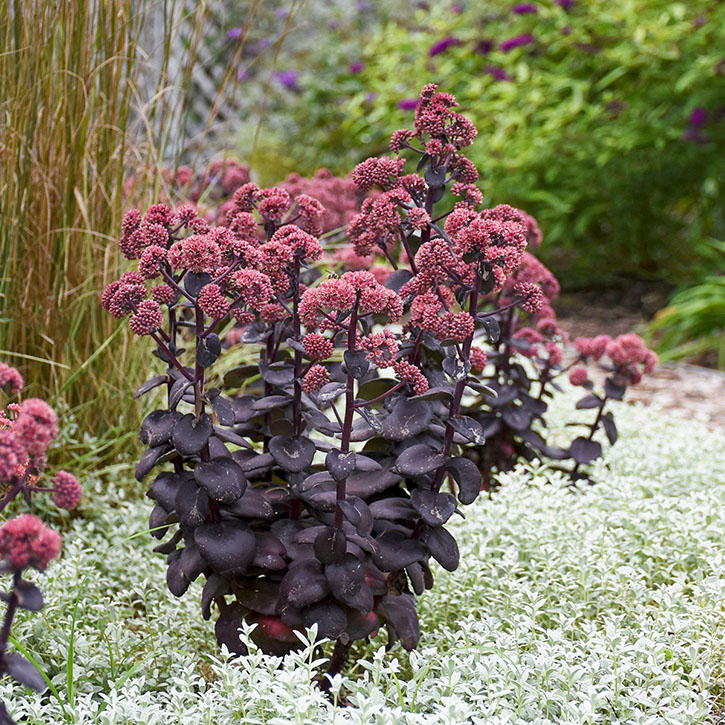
319 639 352 693
334 297 360 529
0 573 21 655
291 257 303 438
430 273 482 494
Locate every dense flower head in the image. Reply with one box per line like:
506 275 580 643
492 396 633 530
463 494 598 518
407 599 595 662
232 182 261 214
569 366 589 386
0 363 23 396
545 341 563 366
255 187 292 219
259 304 287 323
168 234 221 273
411 238 461 291
230 309 256 326
440 311 476 342
101 272 146 318
351 156 405 191
255 241 295 295
198 284 230 319
451 182 483 206
0 429 27 483
516 282 545 314
121 208 142 237
0 514 61 571
452 215 527 279
414 84 457 138
302 333 334 362
393 360 429 395
575 334 612 361
406 207 431 230
470 346 488 372
129 299 163 336
151 284 176 306
52 470 82 510
270 225 322 261
347 189 410 256
361 330 399 368
342 271 403 320
172 204 201 229
14 399 58 458
513 326 544 357
228 211 259 242
508 252 560 305
145 203 174 226
604 334 658 383
390 128 415 153
227 269 274 310
449 155 479 184
302 364 330 393
138 244 168 279
119 221 169 260
293 194 326 236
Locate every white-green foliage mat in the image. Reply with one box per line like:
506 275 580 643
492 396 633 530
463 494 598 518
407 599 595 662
2 394 725 724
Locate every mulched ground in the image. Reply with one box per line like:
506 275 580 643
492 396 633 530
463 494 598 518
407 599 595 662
555 293 725 430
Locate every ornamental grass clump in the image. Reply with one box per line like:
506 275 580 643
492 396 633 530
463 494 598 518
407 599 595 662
103 83 651 680
0 362 81 724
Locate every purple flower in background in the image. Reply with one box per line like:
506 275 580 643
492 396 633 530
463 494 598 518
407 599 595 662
683 127 710 144
349 61 365 73
237 68 251 81
556 0 573 9
273 69 300 91
429 36 462 57
276 8 288 18
693 15 707 28
398 98 420 110
500 34 534 52
475 39 495 55
485 65 513 81
227 28 243 40
258 38 271 49
512 3 537 14
366 92 377 103
689 107 707 128
451 3 464 13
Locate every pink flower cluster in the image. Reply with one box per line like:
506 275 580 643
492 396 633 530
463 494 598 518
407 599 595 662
52 471 82 510
302 364 330 393
302 333 334 361
13 399 59 458
299 272 402 330
575 333 657 385
0 363 23 396
0 514 61 571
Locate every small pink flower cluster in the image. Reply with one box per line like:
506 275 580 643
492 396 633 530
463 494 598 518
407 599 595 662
361 331 399 368
302 333 334 362
105 185 330 337
302 364 331 393
0 514 61 571
299 272 402 330
52 471 82 510
0 363 23 396
575 333 658 384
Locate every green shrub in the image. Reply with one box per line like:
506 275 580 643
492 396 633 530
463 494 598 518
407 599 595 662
245 0 725 286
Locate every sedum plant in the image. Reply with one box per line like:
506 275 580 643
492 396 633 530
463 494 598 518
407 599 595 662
102 83 653 680
0 363 81 723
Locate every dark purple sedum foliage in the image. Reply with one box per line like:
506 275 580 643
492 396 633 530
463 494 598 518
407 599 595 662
102 83 655 679
0 364 81 724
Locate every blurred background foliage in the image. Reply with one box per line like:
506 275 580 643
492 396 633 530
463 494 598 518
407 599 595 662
227 0 724 365
0 0 722 474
